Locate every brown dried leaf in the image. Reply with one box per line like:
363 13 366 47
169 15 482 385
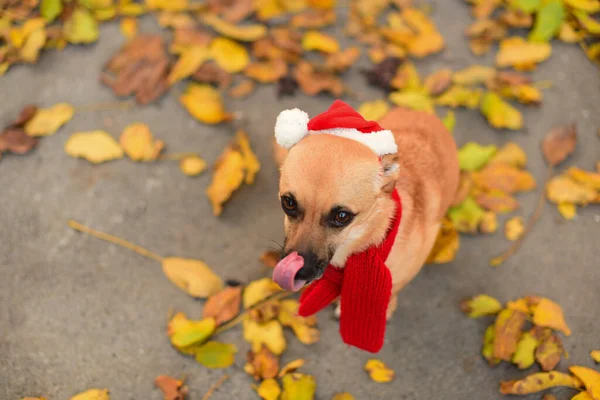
192 62 232 89
203 285 242 326
293 61 344 96
271 27 303 56
245 346 280 381
154 375 188 400
207 0 255 23
260 250 280 268
228 79 255 98
0 127 39 155
362 57 403 91
12 104 38 127
494 308 527 361
325 47 361 73
542 123 577 166
245 59 288 83
535 333 564 371
423 68 452 96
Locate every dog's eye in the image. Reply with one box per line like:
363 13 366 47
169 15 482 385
281 195 298 216
331 210 354 227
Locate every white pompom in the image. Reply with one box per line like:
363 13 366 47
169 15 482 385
274 108 309 149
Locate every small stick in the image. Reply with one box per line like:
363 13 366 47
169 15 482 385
67 220 164 263
490 164 553 266
202 374 230 400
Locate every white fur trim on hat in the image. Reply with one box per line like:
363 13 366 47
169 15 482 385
274 108 310 149
311 128 398 156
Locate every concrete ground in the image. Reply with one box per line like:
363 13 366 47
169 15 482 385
1 2 599 400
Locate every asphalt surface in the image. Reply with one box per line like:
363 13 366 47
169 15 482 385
1 3 599 400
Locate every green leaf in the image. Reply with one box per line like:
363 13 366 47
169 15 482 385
195 341 237 368
460 294 503 318
170 317 216 349
529 0 566 42
41 0 64 23
458 142 498 172
512 331 540 369
448 196 486 233
63 7 100 44
510 0 542 13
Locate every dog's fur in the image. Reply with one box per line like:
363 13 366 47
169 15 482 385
273 107 459 319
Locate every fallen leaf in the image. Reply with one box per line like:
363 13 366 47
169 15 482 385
460 294 503 318
535 333 564 371
557 202 577 220
244 278 283 308
279 359 306 377
206 146 245 216
482 324 500 366
70 389 110 400
476 190 520 213
512 331 540 369
448 196 486 234
496 37 552 69
458 142 498 172
573 10 600 35
302 30 339 53
157 12 196 29
489 142 527 168
180 155 207 176
511 0 542 13
473 163 536 193
0 128 39 155
25 102 74 137
324 47 361 72
568 167 600 190
290 9 336 28
180 83 232 124
529 0 565 42
146 0 188 12
64 7 100 44
281 373 316 400
572 392 595 400
294 61 344 96
426 218 459 264
192 62 232 89
260 250 280 268
195 341 237 368
245 346 280 380
203 286 242 325
250 301 281 323
235 129 260 185
332 394 356 400
120 17 137 40
390 62 421 91
546 175 597 204
532 297 572 336
389 90 435 114
64 130 124 164
494 308 527 361
558 21 583 42
154 375 188 400
565 0 600 12
277 76 299 98
423 69 452 96
244 59 288 83
500 372 583 395
364 359 395 383
119 123 165 161
168 313 216 351
452 65 496 86
435 85 483 109
278 299 319 345
202 14 267 42
20 27 46 63
210 37 250 73
41 0 64 23
442 110 456 133
408 31 445 58
505 216 524 241
171 28 213 53
254 378 281 400
228 80 255 98
12 105 39 128
591 350 600 363
243 319 287 355
480 92 523 130
358 100 389 122
361 57 404 91
479 211 499 234
168 46 210 85
162 257 223 298
568 366 600 399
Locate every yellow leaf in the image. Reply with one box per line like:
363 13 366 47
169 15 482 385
364 359 395 383
423 68 452 96
402 7 437 32
281 373 316 400
244 59 288 83
145 0 188 12
157 11 195 28
500 372 584 394
94 7 117 21
358 100 390 121
389 90 435 113
460 294 503 318
448 196 486 234
254 378 281 400
279 359 306 377
168 313 216 351
256 0 286 21
482 324 500 366
236 129 260 185
332 394 355 400
568 167 600 190
408 31 445 58
180 83 232 124
64 7 100 44
119 17 137 40
479 211 498 234
25 102 74 136
558 21 584 43
452 65 496 86
505 216 524 241
308 0 335 9
569 366 600 399
168 46 210 84
546 175 597 205
496 37 552 68
426 218 459 264
572 392 595 400
489 142 527 168
10 18 46 49
436 85 482 109
20 28 46 63
161 257 223 298
391 62 421 90
206 147 245 216
480 92 523 130
120 2 147 16
119 122 164 161
70 389 110 400
302 31 340 53
473 163 536 193
507 298 531 315
565 0 600 12
557 202 577 220
532 297 572 336
180 155 207 176
243 277 283 308
535 333 564 371
278 299 319 345
64 130 124 164
203 13 267 42
210 37 250 73
442 110 456 133
194 341 237 368
494 308 527 361
591 350 600 363
512 331 540 369
243 319 287 355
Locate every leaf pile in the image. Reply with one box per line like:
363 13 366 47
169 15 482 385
462 0 600 68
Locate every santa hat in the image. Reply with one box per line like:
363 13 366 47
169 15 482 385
274 100 398 156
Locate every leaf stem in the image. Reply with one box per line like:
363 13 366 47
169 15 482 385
67 219 164 263
490 164 553 266
202 374 230 400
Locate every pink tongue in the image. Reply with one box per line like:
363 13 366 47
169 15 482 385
272 252 306 292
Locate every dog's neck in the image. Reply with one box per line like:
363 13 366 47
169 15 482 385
329 190 400 267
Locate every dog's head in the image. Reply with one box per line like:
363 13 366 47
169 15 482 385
275 133 399 288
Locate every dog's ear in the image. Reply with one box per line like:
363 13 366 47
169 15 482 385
380 153 399 194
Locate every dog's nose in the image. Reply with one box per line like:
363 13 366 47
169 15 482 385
294 251 326 282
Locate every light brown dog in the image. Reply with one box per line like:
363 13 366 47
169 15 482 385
272 107 459 319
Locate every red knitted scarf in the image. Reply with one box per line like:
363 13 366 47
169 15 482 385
297 189 402 353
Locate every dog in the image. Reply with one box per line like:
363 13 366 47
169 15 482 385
272 105 459 322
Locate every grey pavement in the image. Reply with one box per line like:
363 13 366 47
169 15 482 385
1 2 599 400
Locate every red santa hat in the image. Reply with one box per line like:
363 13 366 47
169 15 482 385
274 100 398 156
